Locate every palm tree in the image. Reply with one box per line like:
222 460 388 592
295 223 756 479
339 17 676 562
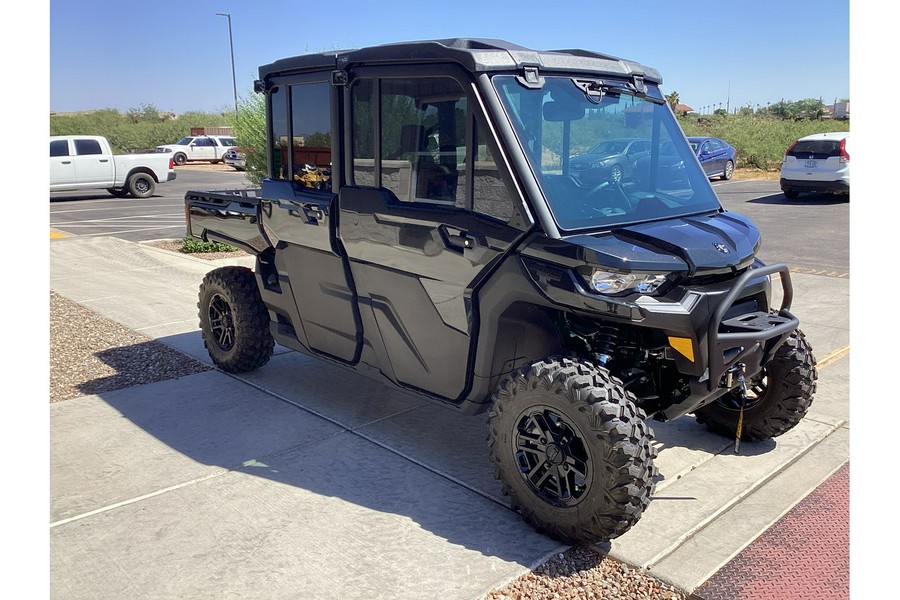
665 91 680 112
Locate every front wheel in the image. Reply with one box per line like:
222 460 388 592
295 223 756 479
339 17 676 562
695 329 817 441
784 190 800 199
488 358 657 545
127 173 156 198
609 164 623 183
173 153 187 166
198 266 274 373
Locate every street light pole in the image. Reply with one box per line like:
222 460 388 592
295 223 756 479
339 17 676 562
215 12 238 114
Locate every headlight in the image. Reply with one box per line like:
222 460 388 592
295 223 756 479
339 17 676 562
157 147 172 153
588 269 668 295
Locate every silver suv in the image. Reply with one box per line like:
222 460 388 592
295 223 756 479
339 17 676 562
780 132 850 199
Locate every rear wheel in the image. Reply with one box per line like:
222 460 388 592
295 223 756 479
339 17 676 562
127 173 155 198
488 357 657 545
721 160 734 180
695 329 817 441
198 266 274 373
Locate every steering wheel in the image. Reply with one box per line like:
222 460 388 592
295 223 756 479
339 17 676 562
586 177 634 212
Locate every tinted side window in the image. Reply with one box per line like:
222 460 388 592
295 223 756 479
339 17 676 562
351 79 376 187
50 140 69 157
290 81 333 189
380 77 466 205
194 138 214 147
74 139 103 155
472 119 515 221
270 86 288 179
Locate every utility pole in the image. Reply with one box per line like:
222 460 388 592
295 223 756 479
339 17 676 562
215 13 238 115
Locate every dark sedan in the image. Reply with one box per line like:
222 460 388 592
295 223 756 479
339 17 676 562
569 138 651 185
687 136 736 180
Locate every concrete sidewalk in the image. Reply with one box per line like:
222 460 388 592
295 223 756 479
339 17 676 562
49 236 849 599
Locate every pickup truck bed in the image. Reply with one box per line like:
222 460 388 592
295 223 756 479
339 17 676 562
185 189 269 254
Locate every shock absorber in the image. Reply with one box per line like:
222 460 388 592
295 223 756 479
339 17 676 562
591 325 620 366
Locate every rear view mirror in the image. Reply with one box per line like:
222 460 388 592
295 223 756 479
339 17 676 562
543 100 585 122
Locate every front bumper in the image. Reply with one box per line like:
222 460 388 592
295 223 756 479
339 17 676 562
522 258 799 420
660 263 798 420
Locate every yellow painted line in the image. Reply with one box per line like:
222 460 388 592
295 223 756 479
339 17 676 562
817 344 850 368
50 230 68 239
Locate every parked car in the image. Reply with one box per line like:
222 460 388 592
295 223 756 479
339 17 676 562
568 138 650 185
687 137 736 180
779 132 850 199
156 135 236 165
50 135 175 198
632 141 688 188
223 147 245 170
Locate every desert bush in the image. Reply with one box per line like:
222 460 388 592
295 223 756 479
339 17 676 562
678 114 850 171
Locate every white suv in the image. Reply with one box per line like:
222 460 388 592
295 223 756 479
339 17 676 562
779 132 849 199
155 135 236 165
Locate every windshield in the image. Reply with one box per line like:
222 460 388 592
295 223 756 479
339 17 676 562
493 75 721 231
175 137 193 145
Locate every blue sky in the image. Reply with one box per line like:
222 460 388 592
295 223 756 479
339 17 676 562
48 0 851 115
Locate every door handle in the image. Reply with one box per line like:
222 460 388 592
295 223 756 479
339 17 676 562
303 203 325 222
440 224 472 251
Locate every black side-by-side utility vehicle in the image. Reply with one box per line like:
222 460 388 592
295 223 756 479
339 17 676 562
185 39 817 545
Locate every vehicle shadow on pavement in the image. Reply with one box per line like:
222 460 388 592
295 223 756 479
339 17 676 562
748 193 848 206
54 329 785 564
61 331 560 564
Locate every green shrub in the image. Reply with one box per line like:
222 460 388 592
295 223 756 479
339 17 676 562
677 114 850 171
181 236 239 254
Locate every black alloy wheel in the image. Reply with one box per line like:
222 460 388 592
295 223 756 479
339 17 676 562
513 406 591 507
208 292 236 352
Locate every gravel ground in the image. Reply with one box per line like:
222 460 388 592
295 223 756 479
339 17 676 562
49 243 689 599
485 546 685 600
49 291 211 402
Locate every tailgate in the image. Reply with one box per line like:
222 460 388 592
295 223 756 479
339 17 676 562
184 189 271 254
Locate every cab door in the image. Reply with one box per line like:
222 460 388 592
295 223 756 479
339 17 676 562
339 73 528 400
72 138 115 186
50 138 75 187
260 81 361 364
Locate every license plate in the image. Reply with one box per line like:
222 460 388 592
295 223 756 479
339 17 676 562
805 160 817 168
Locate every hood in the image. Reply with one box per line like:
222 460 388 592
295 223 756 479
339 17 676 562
565 211 760 276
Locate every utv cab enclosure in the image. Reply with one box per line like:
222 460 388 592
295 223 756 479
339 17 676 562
186 39 817 545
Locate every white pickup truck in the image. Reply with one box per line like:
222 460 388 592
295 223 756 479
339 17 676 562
50 135 176 198
155 134 236 165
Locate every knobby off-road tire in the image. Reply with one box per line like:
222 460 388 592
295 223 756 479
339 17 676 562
198 266 274 373
488 357 658 545
695 329 817 441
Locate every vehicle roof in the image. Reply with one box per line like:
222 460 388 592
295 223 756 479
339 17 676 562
258 38 662 86
797 132 849 141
